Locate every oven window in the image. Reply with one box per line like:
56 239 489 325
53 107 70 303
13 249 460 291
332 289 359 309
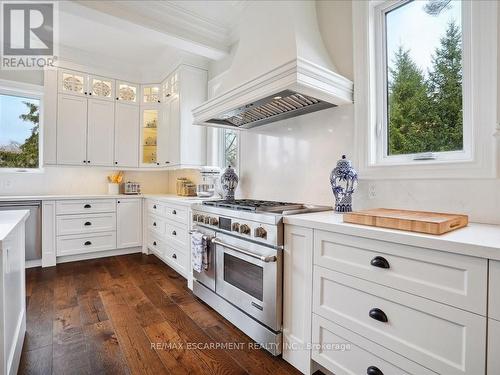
224 253 263 301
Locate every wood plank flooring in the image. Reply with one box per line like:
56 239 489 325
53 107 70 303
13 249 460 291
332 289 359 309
19 253 303 375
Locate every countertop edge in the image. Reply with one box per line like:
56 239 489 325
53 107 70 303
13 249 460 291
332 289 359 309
0 210 30 243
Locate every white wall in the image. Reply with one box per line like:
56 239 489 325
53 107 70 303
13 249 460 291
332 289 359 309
0 167 169 196
209 1 500 225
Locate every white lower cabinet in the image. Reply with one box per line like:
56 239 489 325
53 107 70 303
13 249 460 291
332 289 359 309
116 198 142 248
283 224 489 375
56 231 116 256
145 199 190 277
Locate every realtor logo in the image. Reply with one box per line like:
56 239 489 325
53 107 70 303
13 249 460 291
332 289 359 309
1 1 58 69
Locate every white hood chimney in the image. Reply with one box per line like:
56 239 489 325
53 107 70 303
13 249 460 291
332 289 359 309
193 0 353 130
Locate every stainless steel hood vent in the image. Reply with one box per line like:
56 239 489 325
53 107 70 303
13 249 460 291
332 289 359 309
204 90 335 129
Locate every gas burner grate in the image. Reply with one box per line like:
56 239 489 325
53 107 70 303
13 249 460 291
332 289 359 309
203 199 304 212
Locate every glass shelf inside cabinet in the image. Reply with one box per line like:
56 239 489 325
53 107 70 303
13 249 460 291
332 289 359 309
118 84 137 102
143 86 159 103
143 109 158 164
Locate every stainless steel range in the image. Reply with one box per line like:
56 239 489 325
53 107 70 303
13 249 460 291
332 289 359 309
190 199 331 355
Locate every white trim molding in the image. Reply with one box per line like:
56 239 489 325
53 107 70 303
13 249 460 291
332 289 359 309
353 0 498 179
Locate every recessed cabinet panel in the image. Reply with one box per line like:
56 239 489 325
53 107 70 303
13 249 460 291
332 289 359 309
87 99 115 166
114 102 140 168
116 81 139 104
58 69 87 96
57 94 88 165
89 75 114 100
116 199 142 248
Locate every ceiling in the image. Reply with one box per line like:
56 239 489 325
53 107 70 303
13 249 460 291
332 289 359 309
56 1 246 82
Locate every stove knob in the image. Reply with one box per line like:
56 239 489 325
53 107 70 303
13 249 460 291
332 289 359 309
254 226 267 239
192 214 198 222
239 224 251 235
204 216 211 224
209 217 219 226
232 223 240 232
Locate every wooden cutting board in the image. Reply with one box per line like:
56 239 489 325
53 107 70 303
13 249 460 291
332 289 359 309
343 208 468 235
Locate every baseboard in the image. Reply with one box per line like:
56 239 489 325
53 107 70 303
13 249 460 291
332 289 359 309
56 247 142 264
25 259 42 269
8 308 26 375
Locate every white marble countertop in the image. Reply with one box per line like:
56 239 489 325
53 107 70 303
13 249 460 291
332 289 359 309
142 194 220 206
0 210 30 242
284 211 500 260
0 194 144 201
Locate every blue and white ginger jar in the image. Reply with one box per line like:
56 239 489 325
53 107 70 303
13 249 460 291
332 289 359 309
330 155 358 213
220 165 239 200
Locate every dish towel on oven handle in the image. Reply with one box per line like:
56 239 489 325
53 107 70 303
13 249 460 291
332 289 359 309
191 231 209 273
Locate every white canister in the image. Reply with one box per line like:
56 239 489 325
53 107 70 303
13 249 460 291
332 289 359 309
108 183 119 195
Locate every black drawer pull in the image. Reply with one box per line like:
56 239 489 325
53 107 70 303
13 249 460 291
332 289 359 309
370 256 390 269
172 210 177 215
84 222 92 226
369 308 388 323
172 230 176 236
367 366 384 375
153 241 157 246
172 253 177 259
84 204 91 209
84 241 92 246
251 302 263 311
153 222 157 226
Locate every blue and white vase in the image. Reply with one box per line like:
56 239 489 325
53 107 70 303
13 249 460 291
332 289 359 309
330 155 358 213
220 165 239 200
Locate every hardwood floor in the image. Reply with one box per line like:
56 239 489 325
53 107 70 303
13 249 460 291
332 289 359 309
19 253 303 375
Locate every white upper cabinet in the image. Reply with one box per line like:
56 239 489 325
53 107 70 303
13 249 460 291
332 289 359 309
114 102 140 168
161 65 207 168
58 69 88 97
57 94 88 165
140 106 161 167
141 84 161 105
89 75 115 101
87 99 115 166
116 81 139 104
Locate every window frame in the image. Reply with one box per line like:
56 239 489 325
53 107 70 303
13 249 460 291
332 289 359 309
374 0 472 165
218 127 240 171
0 79 44 173
353 0 498 179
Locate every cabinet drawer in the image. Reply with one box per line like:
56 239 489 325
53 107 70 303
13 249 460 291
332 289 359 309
147 231 165 258
147 200 165 216
164 204 188 225
488 260 500 320
312 314 436 375
165 245 188 277
314 230 487 315
56 212 116 236
165 220 188 249
148 214 166 235
56 199 116 215
57 231 116 256
313 266 486 375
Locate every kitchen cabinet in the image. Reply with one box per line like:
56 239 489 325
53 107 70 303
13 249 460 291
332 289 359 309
140 106 163 167
141 84 161 104
58 69 87 96
488 318 500 374
283 225 314 375
116 198 142 248
56 94 88 165
88 74 115 101
116 81 139 104
87 99 115 166
160 65 207 167
114 102 140 168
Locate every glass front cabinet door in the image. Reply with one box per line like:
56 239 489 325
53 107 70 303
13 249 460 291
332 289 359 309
141 107 159 166
142 85 161 104
58 69 88 96
89 75 115 101
116 81 139 104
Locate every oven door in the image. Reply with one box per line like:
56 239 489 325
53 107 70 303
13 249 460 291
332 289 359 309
215 232 282 331
191 225 216 292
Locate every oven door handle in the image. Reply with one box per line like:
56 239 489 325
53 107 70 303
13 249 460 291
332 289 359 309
211 238 277 263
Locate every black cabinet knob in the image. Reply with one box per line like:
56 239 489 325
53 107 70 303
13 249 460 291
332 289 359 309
84 91 87 95
370 256 390 269
89 92 92 95
172 231 176 236
367 366 384 375
369 308 388 323
156 162 160 166
83 160 86 164
87 160 90 164
84 204 91 208
84 241 92 246
117 201 120 203
116 97 119 100
172 253 177 259
153 241 157 246
114 161 118 165
153 205 157 209
84 222 92 226
157 100 161 103
172 210 176 215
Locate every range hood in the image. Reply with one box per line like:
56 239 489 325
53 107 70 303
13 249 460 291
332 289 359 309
193 0 354 130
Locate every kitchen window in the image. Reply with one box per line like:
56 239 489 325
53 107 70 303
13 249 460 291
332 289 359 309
0 85 42 171
353 0 497 178
376 0 469 164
